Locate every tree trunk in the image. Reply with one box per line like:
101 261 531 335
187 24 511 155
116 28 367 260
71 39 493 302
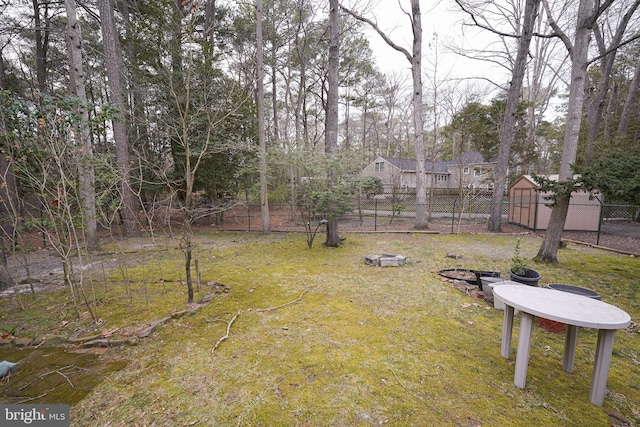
185 225 194 303
428 34 439 221
32 0 50 95
0 48 5 88
271 24 279 141
340 2 426 228
0 247 14 291
98 0 139 237
0 144 18 243
324 0 341 247
205 0 217 57
65 0 97 250
583 0 640 166
618 59 640 136
537 0 595 263
256 0 270 233
411 0 428 230
120 0 150 158
488 0 540 232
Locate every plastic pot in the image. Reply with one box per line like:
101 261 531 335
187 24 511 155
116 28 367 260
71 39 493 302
473 270 501 290
509 268 541 287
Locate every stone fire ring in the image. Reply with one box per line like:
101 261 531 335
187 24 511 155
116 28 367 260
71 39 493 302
364 254 407 267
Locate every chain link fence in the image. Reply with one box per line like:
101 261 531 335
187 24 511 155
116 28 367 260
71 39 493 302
204 190 639 254
4 191 638 255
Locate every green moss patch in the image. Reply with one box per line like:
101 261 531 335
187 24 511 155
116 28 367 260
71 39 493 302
1 232 638 426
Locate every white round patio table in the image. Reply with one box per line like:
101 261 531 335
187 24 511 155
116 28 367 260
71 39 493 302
493 284 631 405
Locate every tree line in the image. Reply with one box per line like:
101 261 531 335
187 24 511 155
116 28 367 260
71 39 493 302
1 0 640 297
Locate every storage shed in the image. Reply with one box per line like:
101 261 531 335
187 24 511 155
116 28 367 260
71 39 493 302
508 175 602 231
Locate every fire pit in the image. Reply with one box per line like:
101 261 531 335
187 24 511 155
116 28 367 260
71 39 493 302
438 269 501 288
438 268 477 284
364 254 406 267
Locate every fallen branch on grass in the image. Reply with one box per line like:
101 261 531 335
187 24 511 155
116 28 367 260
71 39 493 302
389 367 424 401
255 289 308 313
18 365 76 391
138 307 205 338
17 392 48 404
390 367 407 389
212 310 241 353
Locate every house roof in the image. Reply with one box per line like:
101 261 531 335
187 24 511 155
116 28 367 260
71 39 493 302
379 157 450 174
447 151 489 165
377 151 492 174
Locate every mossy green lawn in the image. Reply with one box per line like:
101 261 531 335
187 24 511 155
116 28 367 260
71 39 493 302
2 232 639 426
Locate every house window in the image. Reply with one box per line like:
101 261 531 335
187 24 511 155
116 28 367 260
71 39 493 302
474 168 482 177
375 162 384 173
436 174 448 182
463 166 469 175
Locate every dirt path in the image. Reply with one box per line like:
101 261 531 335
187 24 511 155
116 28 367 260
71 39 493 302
1 248 120 299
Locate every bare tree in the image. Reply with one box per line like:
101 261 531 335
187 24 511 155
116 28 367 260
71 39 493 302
256 0 270 233
524 12 567 173
583 0 640 165
617 56 640 135
11 93 99 318
536 0 613 263
156 3 252 303
32 0 55 96
488 0 541 231
119 0 150 158
341 0 428 229
65 0 97 250
325 0 341 246
97 0 140 237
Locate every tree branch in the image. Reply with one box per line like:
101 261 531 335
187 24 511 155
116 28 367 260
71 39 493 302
541 0 573 55
450 75 507 91
592 22 606 54
18 366 76 391
255 289 308 312
592 0 640 63
588 31 640 65
212 310 241 353
339 4 412 63
454 0 519 39
589 0 616 26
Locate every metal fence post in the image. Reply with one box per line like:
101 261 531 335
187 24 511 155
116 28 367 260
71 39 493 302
596 195 603 246
374 199 378 231
533 190 538 232
451 198 457 233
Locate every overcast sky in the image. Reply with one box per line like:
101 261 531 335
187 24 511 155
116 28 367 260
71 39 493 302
358 0 508 86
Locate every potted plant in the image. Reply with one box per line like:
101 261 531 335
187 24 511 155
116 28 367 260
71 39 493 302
509 238 541 286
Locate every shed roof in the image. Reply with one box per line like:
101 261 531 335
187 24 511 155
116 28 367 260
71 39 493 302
510 174 579 189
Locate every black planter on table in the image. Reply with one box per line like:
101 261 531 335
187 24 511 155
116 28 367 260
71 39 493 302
509 268 541 287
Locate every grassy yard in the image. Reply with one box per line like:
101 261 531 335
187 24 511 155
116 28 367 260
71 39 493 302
1 232 639 426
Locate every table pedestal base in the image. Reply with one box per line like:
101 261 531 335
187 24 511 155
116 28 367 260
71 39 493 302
499 308 618 406
590 329 616 406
